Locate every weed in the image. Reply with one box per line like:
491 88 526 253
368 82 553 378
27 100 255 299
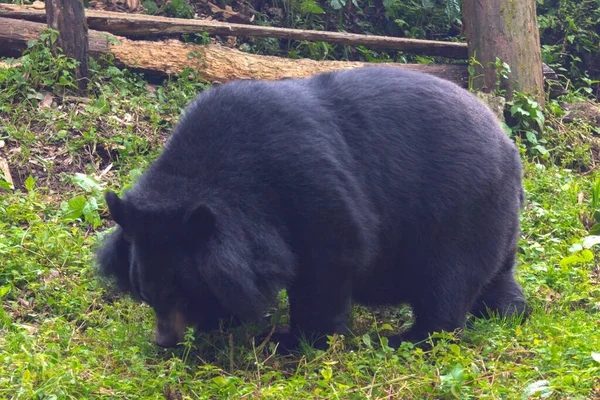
507 91 549 158
0 28 78 105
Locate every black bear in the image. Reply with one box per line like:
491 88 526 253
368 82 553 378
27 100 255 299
97 66 528 349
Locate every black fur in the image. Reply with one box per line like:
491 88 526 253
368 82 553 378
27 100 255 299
97 67 528 348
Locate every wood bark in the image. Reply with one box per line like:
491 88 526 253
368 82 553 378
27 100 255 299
45 0 89 91
0 4 468 59
462 0 545 105
0 17 470 85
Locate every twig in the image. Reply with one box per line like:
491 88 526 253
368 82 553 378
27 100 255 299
367 369 380 398
346 375 417 394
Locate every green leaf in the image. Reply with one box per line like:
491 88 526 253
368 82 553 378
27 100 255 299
592 210 600 223
534 145 548 155
24 175 35 192
560 250 594 267
379 335 389 348
330 0 345 10
441 364 464 385
500 122 513 137
450 364 463 380
301 0 325 14
212 376 227 387
0 180 11 191
523 379 552 398
569 243 583 253
581 249 594 262
320 366 333 380
73 173 103 193
450 344 460 356
589 223 600 235
61 196 87 222
380 323 394 331
0 285 10 299
362 333 372 349
560 254 582 267
525 131 538 144
83 197 99 223
444 0 461 21
510 105 528 116
142 0 159 14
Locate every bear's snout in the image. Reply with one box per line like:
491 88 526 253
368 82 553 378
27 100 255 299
154 310 188 348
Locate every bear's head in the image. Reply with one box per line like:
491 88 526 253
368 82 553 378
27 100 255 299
99 190 261 347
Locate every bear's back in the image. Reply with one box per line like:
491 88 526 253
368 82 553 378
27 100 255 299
130 67 521 226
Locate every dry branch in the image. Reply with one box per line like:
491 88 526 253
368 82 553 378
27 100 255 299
0 17 471 85
0 3 469 59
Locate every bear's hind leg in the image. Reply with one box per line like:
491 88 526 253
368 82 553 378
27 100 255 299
470 256 529 321
393 279 479 346
386 250 491 348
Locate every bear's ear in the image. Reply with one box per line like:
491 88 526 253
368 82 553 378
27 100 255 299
184 205 217 243
96 226 134 294
105 191 127 229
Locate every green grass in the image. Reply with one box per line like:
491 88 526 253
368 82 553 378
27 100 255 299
1 48 600 399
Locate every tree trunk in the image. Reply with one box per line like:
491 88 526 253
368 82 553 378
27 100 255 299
0 3 468 59
45 0 89 92
0 17 470 85
462 0 545 105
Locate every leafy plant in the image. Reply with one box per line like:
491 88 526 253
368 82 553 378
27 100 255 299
440 363 467 398
60 173 105 228
489 57 511 95
507 92 548 157
144 0 195 18
301 0 325 14
467 53 483 92
443 0 461 23
0 28 78 105
537 0 600 88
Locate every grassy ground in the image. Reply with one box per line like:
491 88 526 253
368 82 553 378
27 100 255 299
1 46 600 399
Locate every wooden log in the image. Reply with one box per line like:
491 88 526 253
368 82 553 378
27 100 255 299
45 0 89 91
0 17 470 85
0 16 565 97
0 3 469 59
463 0 545 105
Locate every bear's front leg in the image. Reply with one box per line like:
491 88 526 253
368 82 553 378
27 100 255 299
286 271 353 350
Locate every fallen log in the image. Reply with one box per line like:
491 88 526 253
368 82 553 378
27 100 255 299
0 17 566 98
0 3 469 59
0 17 470 85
